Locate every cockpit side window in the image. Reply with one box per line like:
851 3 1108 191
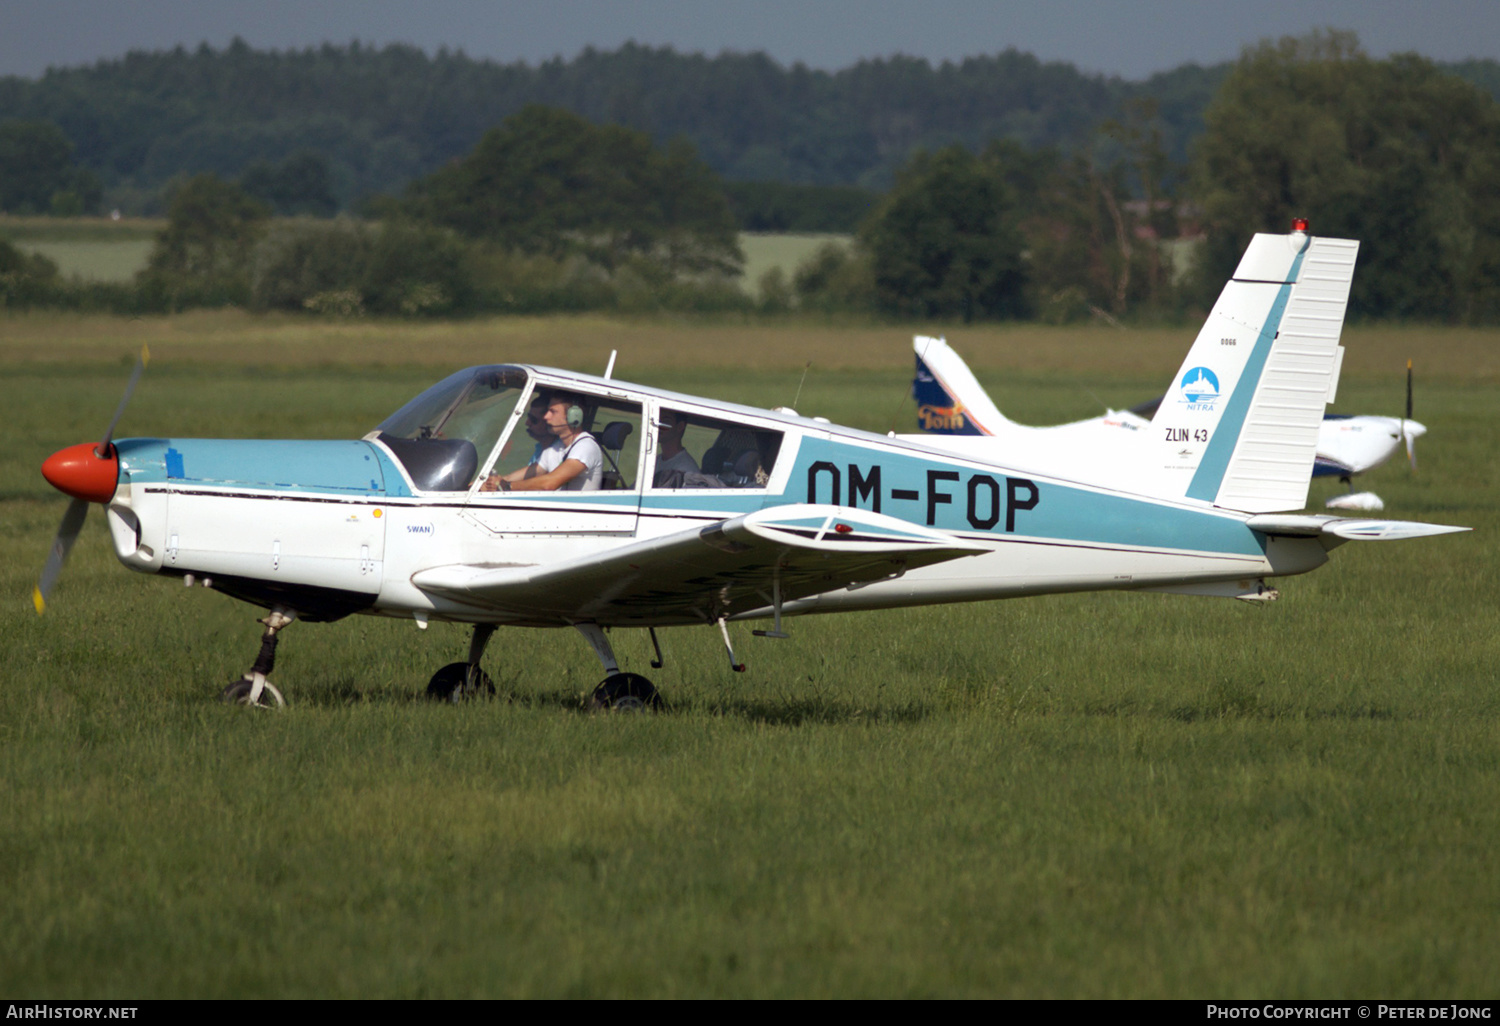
481 389 644 492
651 408 782 489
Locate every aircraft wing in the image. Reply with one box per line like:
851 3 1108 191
411 504 989 625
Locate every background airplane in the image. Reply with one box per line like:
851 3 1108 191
908 336 1425 512
35 226 1466 709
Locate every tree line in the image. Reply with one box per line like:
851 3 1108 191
0 39 1233 211
5 32 1500 323
3 38 1497 216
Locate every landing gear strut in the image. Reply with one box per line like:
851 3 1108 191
575 622 662 712
426 624 496 701
222 608 293 708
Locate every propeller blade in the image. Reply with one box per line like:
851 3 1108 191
99 343 150 454
34 498 89 615
38 345 148 614
1405 359 1413 421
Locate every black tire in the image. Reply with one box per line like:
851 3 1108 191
589 672 663 712
426 661 495 702
221 676 285 708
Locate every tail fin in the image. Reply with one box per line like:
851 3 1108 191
912 335 1010 435
1150 229 1359 512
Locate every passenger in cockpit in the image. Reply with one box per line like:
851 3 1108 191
653 409 700 487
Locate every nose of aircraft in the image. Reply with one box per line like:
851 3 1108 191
41 442 120 504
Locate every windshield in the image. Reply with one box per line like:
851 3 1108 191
378 366 530 442
375 366 530 491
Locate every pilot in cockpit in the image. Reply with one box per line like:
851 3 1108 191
483 392 604 492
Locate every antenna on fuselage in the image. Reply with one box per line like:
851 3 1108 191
603 350 617 380
791 360 811 411
888 335 932 435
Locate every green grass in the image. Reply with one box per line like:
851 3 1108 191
1 318 1497 997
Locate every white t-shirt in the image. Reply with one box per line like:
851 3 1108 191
654 447 700 486
536 433 603 491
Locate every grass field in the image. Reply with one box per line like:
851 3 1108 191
2 312 1497 997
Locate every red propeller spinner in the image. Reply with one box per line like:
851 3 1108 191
41 442 120 504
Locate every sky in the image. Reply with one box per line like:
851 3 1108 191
3 0 1499 80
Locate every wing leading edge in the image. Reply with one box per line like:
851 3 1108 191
411 505 989 626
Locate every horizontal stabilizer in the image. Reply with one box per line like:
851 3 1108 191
1246 514 1470 541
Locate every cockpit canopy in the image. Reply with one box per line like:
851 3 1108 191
372 364 787 495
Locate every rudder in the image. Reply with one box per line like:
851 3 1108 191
912 335 1009 435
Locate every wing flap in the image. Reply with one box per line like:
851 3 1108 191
412 504 987 624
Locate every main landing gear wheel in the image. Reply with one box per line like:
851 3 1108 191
426 661 496 702
589 672 663 713
222 672 286 708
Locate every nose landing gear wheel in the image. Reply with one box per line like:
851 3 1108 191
590 672 662 712
426 662 496 702
222 672 286 708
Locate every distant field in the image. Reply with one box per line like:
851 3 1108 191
2 218 846 295
13 239 154 282
738 232 851 296
2 313 1497 997
0 216 164 243
1 216 162 282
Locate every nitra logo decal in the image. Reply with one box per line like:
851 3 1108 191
1178 367 1220 409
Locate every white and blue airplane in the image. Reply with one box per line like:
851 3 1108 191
35 225 1467 708
910 336 1426 512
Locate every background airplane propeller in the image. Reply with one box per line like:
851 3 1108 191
1403 359 1418 470
34 344 149 614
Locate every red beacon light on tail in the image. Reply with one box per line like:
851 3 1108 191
1291 217 1310 233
